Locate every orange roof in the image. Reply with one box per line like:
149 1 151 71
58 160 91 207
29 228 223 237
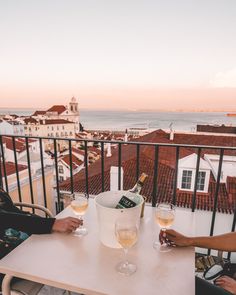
59 129 236 213
59 154 83 169
72 147 85 156
47 105 66 114
40 119 73 125
2 136 26 153
1 161 27 176
24 118 38 124
32 110 46 116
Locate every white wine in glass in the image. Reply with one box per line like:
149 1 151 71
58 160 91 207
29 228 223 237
115 218 138 276
71 195 88 236
153 203 175 252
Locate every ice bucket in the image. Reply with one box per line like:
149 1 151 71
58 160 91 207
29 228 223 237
95 190 144 248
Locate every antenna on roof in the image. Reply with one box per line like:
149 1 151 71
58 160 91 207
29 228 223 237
169 122 174 141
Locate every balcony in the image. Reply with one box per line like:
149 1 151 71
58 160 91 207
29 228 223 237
0 132 236 260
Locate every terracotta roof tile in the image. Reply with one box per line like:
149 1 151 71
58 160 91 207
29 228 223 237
59 154 83 169
32 111 46 116
39 119 74 125
2 136 26 153
59 129 236 213
1 161 27 176
24 118 38 124
47 105 66 114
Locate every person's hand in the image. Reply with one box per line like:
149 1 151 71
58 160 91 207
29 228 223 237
159 229 192 247
52 217 82 233
215 276 236 294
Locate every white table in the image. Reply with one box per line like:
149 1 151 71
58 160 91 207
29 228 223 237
0 200 195 295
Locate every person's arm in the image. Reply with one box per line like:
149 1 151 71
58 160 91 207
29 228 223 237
0 211 82 234
161 229 236 252
215 276 236 294
0 210 55 234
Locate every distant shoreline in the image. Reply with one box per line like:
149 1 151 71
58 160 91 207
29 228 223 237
0 107 234 113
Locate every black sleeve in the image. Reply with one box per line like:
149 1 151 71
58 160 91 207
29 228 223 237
0 211 56 234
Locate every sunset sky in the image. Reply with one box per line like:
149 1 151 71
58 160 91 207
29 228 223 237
0 0 236 110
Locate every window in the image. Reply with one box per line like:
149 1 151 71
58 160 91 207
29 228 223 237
197 171 206 191
59 176 64 182
59 165 64 174
52 126 54 131
181 170 192 190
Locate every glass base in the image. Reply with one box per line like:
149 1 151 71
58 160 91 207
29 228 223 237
116 261 137 276
73 227 88 237
153 241 172 252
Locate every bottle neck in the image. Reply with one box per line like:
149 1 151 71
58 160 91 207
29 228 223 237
129 181 143 194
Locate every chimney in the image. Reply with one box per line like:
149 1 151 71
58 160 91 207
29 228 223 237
124 129 128 142
106 143 112 157
169 122 174 140
110 166 123 191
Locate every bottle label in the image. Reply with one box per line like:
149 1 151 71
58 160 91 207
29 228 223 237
115 196 137 209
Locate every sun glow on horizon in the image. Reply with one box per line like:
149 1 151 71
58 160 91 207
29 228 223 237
0 0 236 110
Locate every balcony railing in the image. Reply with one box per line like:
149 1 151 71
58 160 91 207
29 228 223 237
1 134 236 258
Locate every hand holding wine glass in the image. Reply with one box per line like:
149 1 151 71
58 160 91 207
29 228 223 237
153 203 175 252
71 194 88 236
115 217 138 276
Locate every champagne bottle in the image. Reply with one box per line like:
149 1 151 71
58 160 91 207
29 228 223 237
115 173 148 209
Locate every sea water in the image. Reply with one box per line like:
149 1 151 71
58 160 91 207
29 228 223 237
1 108 236 132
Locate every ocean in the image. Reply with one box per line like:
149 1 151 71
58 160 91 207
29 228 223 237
0 108 236 132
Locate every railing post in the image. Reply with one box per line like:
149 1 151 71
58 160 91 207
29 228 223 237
118 143 122 190
136 144 140 182
152 146 159 207
25 137 35 212
0 144 3 189
172 146 179 205
191 148 201 212
39 138 47 209
84 140 89 196
0 135 8 192
12 137 22 202
54 139 61 213
208 149 224 255
69 140 74 194
101 142 105 192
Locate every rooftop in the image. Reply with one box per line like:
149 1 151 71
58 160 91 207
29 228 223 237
59 129 236 213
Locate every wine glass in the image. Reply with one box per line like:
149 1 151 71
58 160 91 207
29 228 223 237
71 194 88 236
115 218 138 276
153 203 175 252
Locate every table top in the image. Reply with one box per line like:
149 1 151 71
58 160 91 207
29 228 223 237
0 200 195 295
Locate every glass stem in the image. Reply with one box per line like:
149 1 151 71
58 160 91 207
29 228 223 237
162 228 167 246
78 216 83 228
123 248 129 266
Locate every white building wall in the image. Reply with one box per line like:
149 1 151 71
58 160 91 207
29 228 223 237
193 209 236 261
0 121 14 135
204 154 236 183
177 154 211 193
24 122 76 138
